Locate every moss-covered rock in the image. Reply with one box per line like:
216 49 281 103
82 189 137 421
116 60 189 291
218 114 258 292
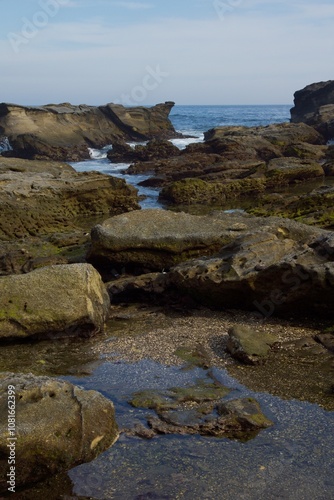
0 372 118 493
0 157 140 241
266 157 324 184
0 263 110 340
160 177 266 205
226 325 277 365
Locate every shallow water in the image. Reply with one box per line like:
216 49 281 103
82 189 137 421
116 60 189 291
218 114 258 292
67 361 334 499
4 311 333 499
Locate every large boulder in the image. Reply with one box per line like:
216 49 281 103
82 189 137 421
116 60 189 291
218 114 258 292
0 372 118 493
290 80 334 140
87 209 255 275
169 221 334 318
0 263 110 339
0 157 139 240
88 210 325 277
0 101 178 161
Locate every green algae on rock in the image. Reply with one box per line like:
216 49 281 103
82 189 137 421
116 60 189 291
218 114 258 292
226 325 277 365
0 263 110 340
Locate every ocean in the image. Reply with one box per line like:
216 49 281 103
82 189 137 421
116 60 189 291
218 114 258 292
73 104 292 208
170 104 292 138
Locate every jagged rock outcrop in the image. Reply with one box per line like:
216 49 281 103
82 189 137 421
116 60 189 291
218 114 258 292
0 101 178 161
0 263 110 339
0 157 139 240
290 80 334 140
0 372 118 493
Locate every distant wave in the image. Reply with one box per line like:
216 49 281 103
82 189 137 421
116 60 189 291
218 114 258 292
0 136 13 152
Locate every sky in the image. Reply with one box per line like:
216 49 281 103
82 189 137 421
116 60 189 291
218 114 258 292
0 0 333 105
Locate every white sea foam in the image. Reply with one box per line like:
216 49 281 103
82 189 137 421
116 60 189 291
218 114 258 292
170 134 204 150
88 144 112 160
0 136 13 152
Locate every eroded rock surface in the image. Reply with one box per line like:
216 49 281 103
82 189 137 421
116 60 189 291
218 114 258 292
0 101 178 161
0 372 118 493
0 157 140 241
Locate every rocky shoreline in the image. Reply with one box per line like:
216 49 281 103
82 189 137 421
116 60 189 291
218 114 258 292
0 84 334 495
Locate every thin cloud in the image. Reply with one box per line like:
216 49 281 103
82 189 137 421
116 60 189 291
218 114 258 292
110 1 153 9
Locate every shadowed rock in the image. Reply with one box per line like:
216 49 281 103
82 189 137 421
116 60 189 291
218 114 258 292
290 80 334 140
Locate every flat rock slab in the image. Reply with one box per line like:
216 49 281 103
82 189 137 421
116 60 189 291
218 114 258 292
0 157 139 240
0 263 110 340
88 210 326 275
0 372 118 493
226 325 277 365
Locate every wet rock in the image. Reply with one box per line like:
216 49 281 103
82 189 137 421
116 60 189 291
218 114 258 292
290 80 334 140
0 101 178 161
130 381 230 412
250 184 334 229
0 263 110 340
125 379 272 440
148 396 272 439
106 140 135 163
216 397 273 430
204 122 324 149
159 177 266 206
0 157 140 240
127 380 273 439
0 372 118 493
323 160 334 176
226 325 277 365
108 139 180 164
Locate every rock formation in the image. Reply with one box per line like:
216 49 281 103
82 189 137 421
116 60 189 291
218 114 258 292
0 157 140 241
0 372 118 493
290 80 334 140
0 101 178 161
0 263 110 339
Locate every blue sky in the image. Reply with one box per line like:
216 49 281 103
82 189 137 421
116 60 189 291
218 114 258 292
0 0 333 105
